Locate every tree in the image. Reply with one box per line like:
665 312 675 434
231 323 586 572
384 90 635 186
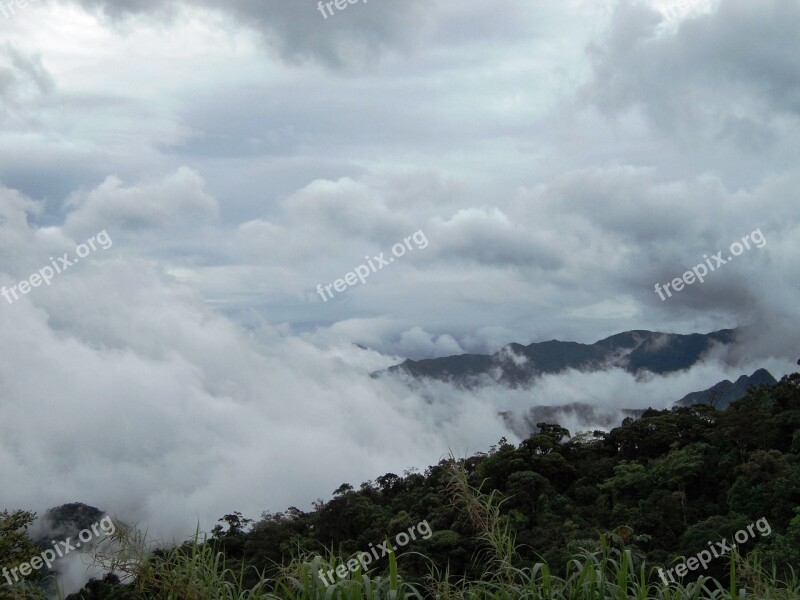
210 512 253 539
0 510 45 598
652 442 709 526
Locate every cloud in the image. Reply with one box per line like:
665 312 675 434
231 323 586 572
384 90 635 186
582 0 800 136
0 2 798 586
127 161 800 366
386 353 796 440
283 177 413 242
430 207 563 269
0 45 55 126
0 189 514 547
397 326 464 359
63 167 219 234
63 0 432 69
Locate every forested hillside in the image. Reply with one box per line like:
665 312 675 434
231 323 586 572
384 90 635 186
214 372 800 575
3 372 799 599
51 371 800 598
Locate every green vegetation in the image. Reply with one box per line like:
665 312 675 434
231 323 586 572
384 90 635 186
0 510 46 600
2 372 799 599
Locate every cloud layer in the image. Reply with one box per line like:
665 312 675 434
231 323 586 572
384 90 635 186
0 0 797 568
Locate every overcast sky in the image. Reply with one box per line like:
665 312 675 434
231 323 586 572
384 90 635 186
0 0 798 565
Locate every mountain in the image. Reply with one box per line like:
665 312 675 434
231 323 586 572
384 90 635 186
507 368 775 434
376 328 737 388
676 368 777 408
34 503 105 547
501 368 776 437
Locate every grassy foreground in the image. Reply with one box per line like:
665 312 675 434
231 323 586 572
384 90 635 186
67 536 798 600
49 462 797 600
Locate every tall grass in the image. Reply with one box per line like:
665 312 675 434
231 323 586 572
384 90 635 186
58 466 798 600
70 529 798 600
426 459 798 600
87 523 424 600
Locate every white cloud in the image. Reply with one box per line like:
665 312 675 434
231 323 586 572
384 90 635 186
397 326 464 358
0 2 797 586
0 193 512 543
63 167 219 234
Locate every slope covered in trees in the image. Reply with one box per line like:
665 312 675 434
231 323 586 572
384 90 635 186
204 372 800 583
2 372 799 598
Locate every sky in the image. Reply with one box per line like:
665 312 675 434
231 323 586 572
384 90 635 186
0 0 798 575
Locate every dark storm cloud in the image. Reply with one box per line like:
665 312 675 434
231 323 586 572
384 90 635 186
64 0 430 68
583 0 800 133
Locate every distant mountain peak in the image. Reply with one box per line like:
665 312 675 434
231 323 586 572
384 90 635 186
502 367 776 438
375 328 738 388
677 368 777 409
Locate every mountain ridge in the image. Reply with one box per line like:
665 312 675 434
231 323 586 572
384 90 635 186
376 328 738 388
677 368 777 408
504 367 777 437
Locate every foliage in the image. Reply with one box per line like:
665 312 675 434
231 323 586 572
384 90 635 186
0 510 46 600
9 372 800 599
